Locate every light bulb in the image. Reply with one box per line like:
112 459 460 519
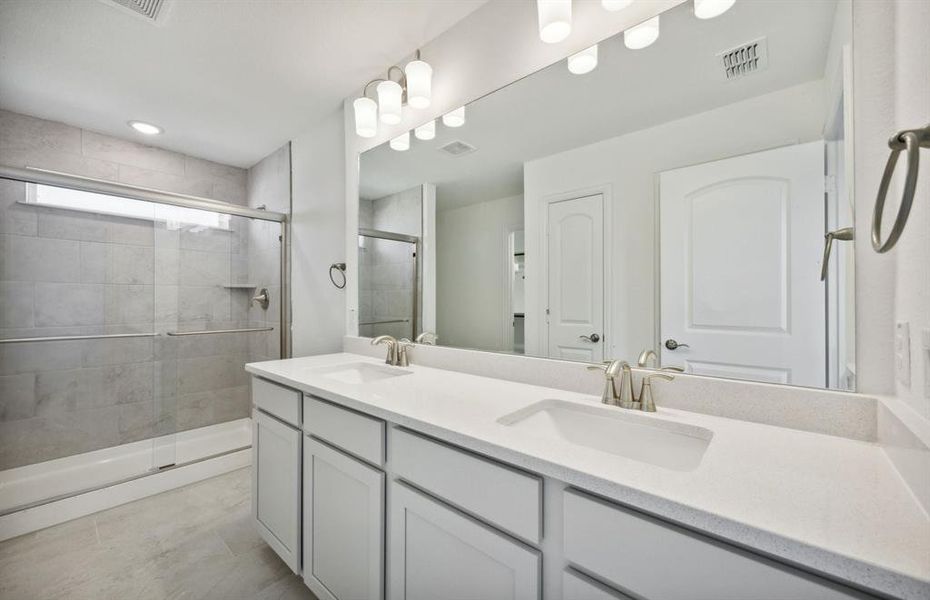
601 0 633 11
624 16 659 50
441 106 465 128
128 121 162 135
694 0 735 19
377 80 403 125
537 0 571 44
567 44 598 75
390 131 410 151
405 59 433 109
353 97 378 138
414 120 436 140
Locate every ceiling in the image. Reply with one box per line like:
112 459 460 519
0 0 486 167
360 0 838 210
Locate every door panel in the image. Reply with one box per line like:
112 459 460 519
547 194 604 362
660 142 825 387
388 481 540 600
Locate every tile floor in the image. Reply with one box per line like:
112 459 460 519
0 467 317 600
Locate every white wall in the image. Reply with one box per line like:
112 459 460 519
290 109 347 357
524 80 826 362
436 194 522 352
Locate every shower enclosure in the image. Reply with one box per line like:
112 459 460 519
0 166 288 517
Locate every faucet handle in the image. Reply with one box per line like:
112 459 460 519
661 366 684 373
639 373 674 412
396 338 415 367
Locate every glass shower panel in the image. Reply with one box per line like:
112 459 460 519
0 180 160 513
153 205 281 467
358 233 417 340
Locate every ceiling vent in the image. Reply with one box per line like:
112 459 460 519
98 0 171 24
438 140 477 157
718 37 768 80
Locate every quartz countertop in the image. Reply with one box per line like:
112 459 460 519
246 353 930 600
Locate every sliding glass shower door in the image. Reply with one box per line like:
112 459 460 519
0 174 285 515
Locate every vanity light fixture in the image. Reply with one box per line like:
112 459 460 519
694 0 735 19
405 51 433 109
537 0 572 44
128 120 162 135
389 131 410 151
353 97 378 138
442 106 466 128
353 50 433 137
601 0 633 11
414 119 436 140
624 15 660 49
568 44 598 74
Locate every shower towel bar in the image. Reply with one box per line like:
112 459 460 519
0 332 159 344
871 123 930 253
359 319 410 326
166 327 274 336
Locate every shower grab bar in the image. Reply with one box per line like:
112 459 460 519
166 327 274 336
871 123 930 253
359 319 410 326
0 332 158 344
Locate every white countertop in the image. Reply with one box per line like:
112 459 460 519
246 353 930 600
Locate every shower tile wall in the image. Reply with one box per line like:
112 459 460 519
0 110 280 470
358 186 421 340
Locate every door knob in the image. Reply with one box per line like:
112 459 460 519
580 333 601 343
664 339 689 351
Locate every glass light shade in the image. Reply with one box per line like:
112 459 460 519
624 16 659 50
405 59 433 109
694 0 735 19
389 131 410 151
441 106 465 128
537 0 571 44
601 0 633 11
377 80 403 125
414 120 436 140
128 120 162 135
568 44 598 75
353 97 378 138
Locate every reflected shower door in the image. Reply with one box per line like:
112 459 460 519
357 230 418 341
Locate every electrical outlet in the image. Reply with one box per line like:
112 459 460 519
895 322 910 387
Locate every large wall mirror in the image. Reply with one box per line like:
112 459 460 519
357 0 855 391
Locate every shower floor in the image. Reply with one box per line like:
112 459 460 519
0 467 316 600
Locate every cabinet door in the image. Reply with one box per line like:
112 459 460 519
389 480 540 600
304 437 385 600
252 410 301 573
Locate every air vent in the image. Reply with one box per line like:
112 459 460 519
99 0 170 23
718 37 768 80
439 140 477 157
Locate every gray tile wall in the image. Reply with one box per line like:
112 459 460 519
0 110 280 471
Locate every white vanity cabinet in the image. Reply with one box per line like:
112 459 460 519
303 436 384 600
252 399 302 573
388 480 541 600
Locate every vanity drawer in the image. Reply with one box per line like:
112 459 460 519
304 395 385 466
251 377 300 427
563 489 868 600
390 427 542 544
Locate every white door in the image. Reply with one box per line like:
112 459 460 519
659 142 825 387
388 481 540 600
304 437 384 600
547 194 605 362
252 410 301 573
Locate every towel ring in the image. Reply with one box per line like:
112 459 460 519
329 263 347 289
872 124 930 253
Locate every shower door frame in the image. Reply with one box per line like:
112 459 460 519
358 227 420 338
0 164 292 358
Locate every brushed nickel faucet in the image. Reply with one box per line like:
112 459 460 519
371 335 398 365
587 360 675 412
415 331 438 345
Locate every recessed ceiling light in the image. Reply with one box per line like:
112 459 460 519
128 120 163 135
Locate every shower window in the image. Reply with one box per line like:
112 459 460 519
0 174 286 516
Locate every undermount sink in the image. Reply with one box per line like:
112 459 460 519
309 362 412 385
498 399 712 471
